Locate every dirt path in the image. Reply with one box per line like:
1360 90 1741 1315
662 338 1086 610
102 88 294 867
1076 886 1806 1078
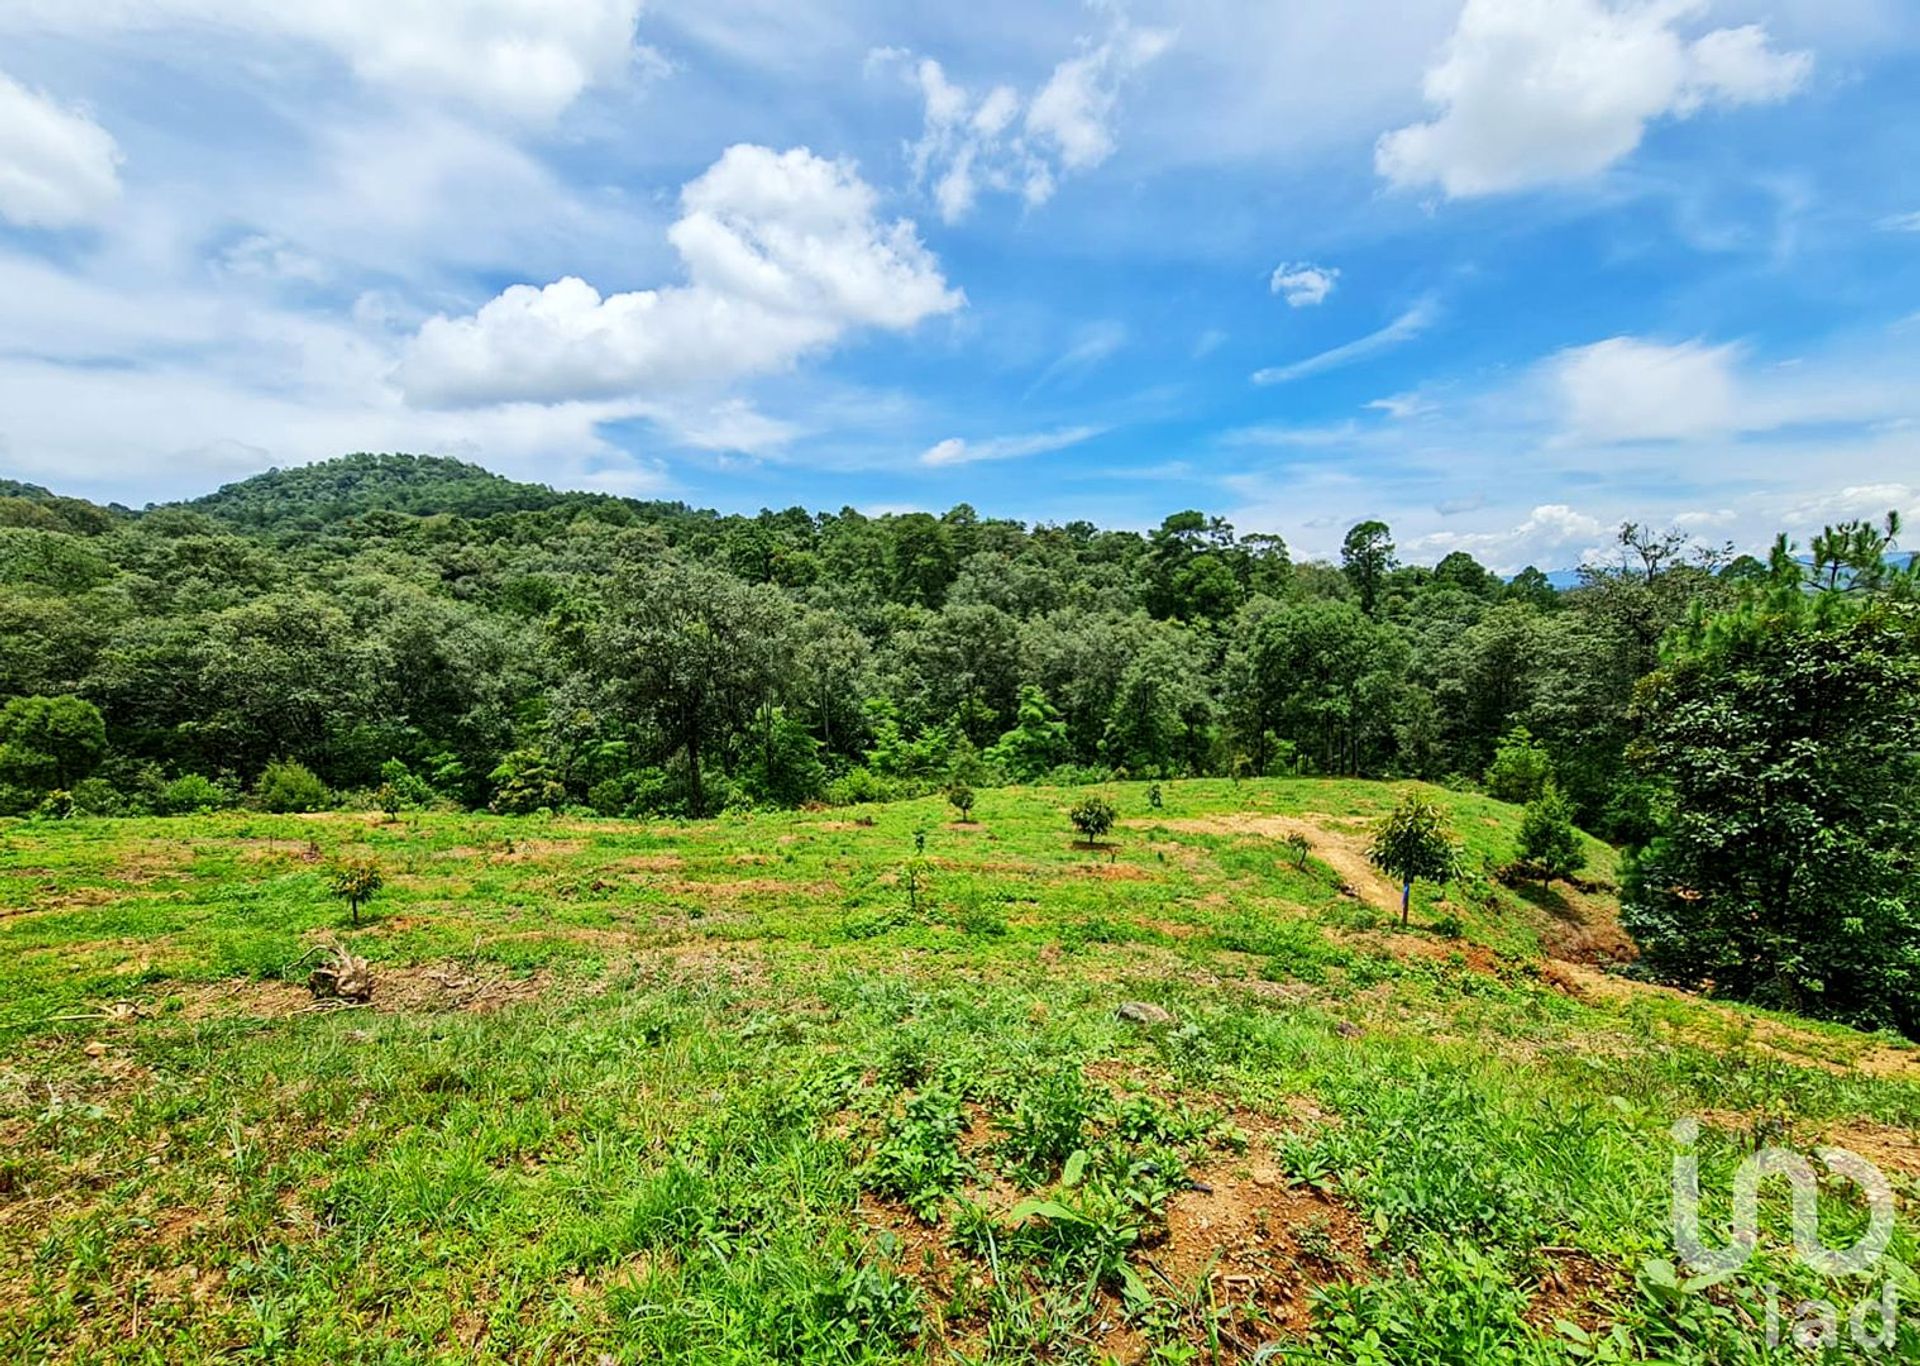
1141 813 1406 908
1143 811 1920 1084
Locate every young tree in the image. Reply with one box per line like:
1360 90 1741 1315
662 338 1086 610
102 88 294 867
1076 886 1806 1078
327 857 385 927
1069 795 1117 846
1368 791 1461 926
1516 782 1585 889
946 782 976 822
988 685 1070 781
1485 726 1554 804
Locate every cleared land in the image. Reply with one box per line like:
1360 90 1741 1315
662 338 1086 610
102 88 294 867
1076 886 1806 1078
2 779 1916 1362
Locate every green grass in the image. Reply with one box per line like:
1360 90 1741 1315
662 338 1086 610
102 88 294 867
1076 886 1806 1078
1 780 1916 1363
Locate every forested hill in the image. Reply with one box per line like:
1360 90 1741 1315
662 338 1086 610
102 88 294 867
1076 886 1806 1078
177 452 701 533
0 448 1846 836
4 451 1920 1031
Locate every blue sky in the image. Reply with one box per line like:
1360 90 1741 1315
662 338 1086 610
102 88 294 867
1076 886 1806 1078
1 0 1917 570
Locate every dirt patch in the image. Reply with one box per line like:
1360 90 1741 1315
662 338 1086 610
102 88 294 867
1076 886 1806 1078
170 962 557 1021
1526 1247 1618 1334
1153 1154 1374 1342
661 877 837 898
1075 863 1154 881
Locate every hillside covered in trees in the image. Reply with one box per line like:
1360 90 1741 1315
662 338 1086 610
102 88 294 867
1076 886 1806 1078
4 453 1917 1029
0 454 1740 819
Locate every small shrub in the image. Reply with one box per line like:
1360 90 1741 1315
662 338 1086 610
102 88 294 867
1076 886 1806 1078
1284 830 1312 870
863 1089 971 1220
158 773 234 815
69 776 123 817
1068 795 1117 846
946 782 976 822
257 759 331 813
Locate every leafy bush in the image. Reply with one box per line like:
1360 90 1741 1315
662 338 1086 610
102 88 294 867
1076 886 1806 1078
69 777 123 816
257 758 331 813
157 773 235 815
946 782 975 821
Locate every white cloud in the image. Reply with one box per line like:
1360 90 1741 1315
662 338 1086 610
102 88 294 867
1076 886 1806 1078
400 144 962 408
1878 211 1920 232
1026 25 1174 172
1552 336 1743 442
1376 0 1812 197
882 19 1171 223
1027 319 1129 394
1409 503 1609 570
0 71 122 229
215 233 329 284
1270 261 1339 307
920 423 1104 467
1252 298 1436 385
3 1 653 123
1366 391 1435 420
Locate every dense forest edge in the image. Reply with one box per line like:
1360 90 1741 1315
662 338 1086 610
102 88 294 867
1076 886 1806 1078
1 452 1917 1036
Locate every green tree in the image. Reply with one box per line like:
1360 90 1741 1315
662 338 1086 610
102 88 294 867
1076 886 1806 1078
1484 725 1554 804
592 559 797 817
1623 591 1920 1034
988 685 1070 781
1368 790 1461 925
946 782 976 822
1516 782 1585 889
1341 520 1397 617
0 694 107 792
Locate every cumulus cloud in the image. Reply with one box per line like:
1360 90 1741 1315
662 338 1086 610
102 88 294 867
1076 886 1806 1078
881 20 1171 223
0 71 122 229
1376 0 1812 197
1270 262 1339 307
2 0 653 123
1552 336 1743 442
1252 298 1436 385
1409 503 1609 570
920 424 1104 467
400 145 962 408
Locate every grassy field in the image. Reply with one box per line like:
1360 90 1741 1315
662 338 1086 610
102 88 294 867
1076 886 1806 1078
2 779 1917 1363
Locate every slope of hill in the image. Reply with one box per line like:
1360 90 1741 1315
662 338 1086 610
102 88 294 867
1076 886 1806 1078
2 778 1915 1362
173 452 706 534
